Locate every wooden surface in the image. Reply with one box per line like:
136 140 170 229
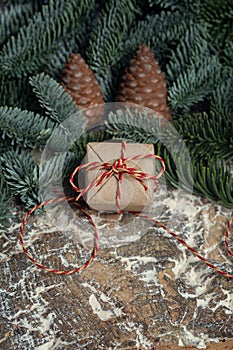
1 188 233 349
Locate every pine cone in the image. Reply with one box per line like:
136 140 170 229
61 53 105 129
116 45 172 121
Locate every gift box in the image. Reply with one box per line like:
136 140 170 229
82 142 156 212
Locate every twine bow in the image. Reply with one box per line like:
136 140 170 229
19 141 233 278
69 141 165 213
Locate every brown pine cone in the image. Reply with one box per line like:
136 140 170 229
61 53 105 129
116 45 172 121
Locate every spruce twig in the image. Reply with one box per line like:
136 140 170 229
0 106 55 149
29 73 80 123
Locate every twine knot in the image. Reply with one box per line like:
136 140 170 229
111 158 127 174
19 141 233 278
69 141 165 213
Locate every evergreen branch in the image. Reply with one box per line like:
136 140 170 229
106 108 162 144
194 159 233 208
0 106 55 149
0 165 13 229
1 0 44 6
168 56 222 112
106 107 233 162
155 145 233 208
165 23 212 83
211 77 233 119
0 0 95 78
155 143 194 192
106 107 233 207
149 0 201 13
1 149 41 209
0 186 12 229
38 153 68 199
87 0 139 75
71 129 110 164
95 68 116 101
122 11 193 67
174 112 233 161
199 0 233 45
0 75 28 107
41 23 88 79
0 3 34 46
222 42 233 74
29 73 80 123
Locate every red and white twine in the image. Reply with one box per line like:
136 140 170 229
20 141 233 278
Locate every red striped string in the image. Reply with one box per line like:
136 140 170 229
19 197 98 275
20 141 233 278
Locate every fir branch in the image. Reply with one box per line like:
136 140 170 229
0 106 55 149
106 107 233 207
0 187 12 229
1 0 44 6
194 159 233 208
174 112 233 161
211 77 233 120
29 73 80 123
198 0 233 45
71 129 110 164
95 67 116 101
149 0 200 13
155 144 233 208
106 108 161 144
122 11 196 70
1 149 41 209
0 0 95 78
0 74 39 109
38 153 68 199
168 55 222 113
0 166 13 229
0 3 34 46
165 23 212 83
222 42 233 74
87 0 140 75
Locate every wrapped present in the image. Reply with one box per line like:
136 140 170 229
82 142 157 212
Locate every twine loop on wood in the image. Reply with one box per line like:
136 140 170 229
19 141 164 274
19 141 233 278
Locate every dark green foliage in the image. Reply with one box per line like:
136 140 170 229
71 129 110 165
211 77 233 120
87 0 140 74
105 107 233 208
0 0 232 225
123 10 192 66
1 149 40 209
168 56 222 113
165 23 212 83
0 3 35 46
0 0 95 79
198 0 233 46
29 73 79 123
222 43 233 74
0 106 55 149
106 108 160 144
173 112 233 161
86 0 140 99
0 168 13 229
149 0 200 13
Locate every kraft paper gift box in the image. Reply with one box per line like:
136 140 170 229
81 142 156 212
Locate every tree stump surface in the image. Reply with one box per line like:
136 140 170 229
1 188 233 349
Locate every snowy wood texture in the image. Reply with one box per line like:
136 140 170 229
1 187 233 350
